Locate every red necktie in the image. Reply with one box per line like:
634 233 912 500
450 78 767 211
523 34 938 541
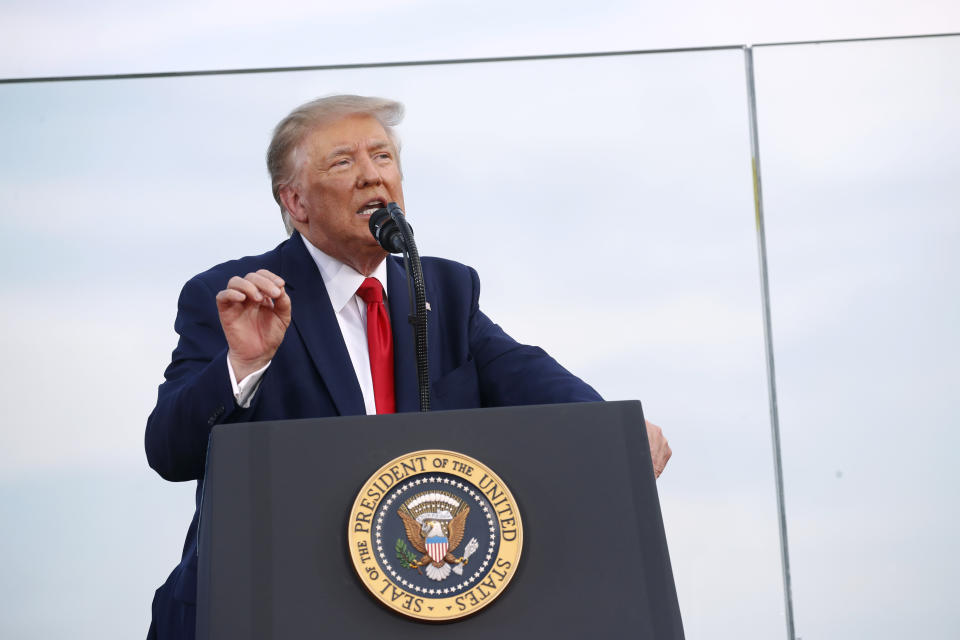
356 278 396 414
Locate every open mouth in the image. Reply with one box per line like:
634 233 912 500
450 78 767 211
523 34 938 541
357 200 385 216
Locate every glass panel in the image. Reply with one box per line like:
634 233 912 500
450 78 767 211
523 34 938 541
0 50 782 637
755 36 960 639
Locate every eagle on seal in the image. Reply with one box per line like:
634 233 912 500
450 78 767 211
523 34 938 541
398 497 471 581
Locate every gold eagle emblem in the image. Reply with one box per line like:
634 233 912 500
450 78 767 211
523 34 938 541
396 491 476 581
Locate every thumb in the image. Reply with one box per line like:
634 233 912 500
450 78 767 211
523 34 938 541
273 287 292 320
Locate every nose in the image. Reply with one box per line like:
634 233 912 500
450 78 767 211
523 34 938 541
355 154 383 188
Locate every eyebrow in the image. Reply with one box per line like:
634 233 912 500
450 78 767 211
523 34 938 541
326 144 357 161
367 139 391 152
325 139 393 162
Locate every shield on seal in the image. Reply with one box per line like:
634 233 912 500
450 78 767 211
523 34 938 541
425 536 448 564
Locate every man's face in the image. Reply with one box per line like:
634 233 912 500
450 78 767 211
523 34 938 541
284 113 404 274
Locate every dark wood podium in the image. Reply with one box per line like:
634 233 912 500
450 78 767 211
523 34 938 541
196 400 684 638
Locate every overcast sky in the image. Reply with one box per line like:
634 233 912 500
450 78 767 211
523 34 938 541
1 3 958 639
1 0 958 78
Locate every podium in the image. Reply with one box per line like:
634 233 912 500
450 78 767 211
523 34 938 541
196 400 684 638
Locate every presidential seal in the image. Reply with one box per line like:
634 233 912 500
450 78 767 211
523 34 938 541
347 450 523 621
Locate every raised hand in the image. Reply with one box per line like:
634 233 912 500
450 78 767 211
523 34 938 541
215 269 291 380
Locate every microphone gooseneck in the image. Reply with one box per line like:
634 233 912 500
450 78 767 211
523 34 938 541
368 203 430 411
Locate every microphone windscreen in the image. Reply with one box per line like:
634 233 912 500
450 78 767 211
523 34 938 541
369 208 405 253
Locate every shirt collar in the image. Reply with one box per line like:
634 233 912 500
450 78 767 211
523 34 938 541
299 234 388 312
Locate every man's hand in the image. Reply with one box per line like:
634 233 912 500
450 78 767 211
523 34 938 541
646 420 671 479
216 269 291 380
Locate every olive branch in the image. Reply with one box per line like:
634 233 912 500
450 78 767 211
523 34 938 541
395 538 421 572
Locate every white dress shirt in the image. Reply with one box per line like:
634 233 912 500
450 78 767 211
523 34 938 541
227 234 388 415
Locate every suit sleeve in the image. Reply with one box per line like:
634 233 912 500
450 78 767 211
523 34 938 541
145 276 256 481
465 267 603 406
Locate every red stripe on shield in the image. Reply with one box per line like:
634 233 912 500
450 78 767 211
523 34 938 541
426 537 448 564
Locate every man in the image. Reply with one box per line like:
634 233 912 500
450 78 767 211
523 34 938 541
145 95 670 639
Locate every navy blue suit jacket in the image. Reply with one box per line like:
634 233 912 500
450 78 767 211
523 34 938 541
145 232 601 638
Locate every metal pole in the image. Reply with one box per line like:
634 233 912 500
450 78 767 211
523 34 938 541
743 45 797 640
4 31 957 85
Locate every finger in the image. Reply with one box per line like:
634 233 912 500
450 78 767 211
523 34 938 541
655 442 671 479
244 271 283 299
646 420 663 437
215 288 248 305
256 269 285 288
227 275 264 302
272 287 292 318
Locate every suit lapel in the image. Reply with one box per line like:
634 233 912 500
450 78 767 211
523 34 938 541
387 256 420 413
280 233 366 416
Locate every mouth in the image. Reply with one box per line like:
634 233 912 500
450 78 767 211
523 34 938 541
356 199 386 217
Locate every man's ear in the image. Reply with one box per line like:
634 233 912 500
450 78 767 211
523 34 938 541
279 184 307 224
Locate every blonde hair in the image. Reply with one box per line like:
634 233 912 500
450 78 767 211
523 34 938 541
266 95 404 234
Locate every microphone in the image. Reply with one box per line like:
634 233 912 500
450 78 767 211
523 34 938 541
368 204 412 253
369 202 430 410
